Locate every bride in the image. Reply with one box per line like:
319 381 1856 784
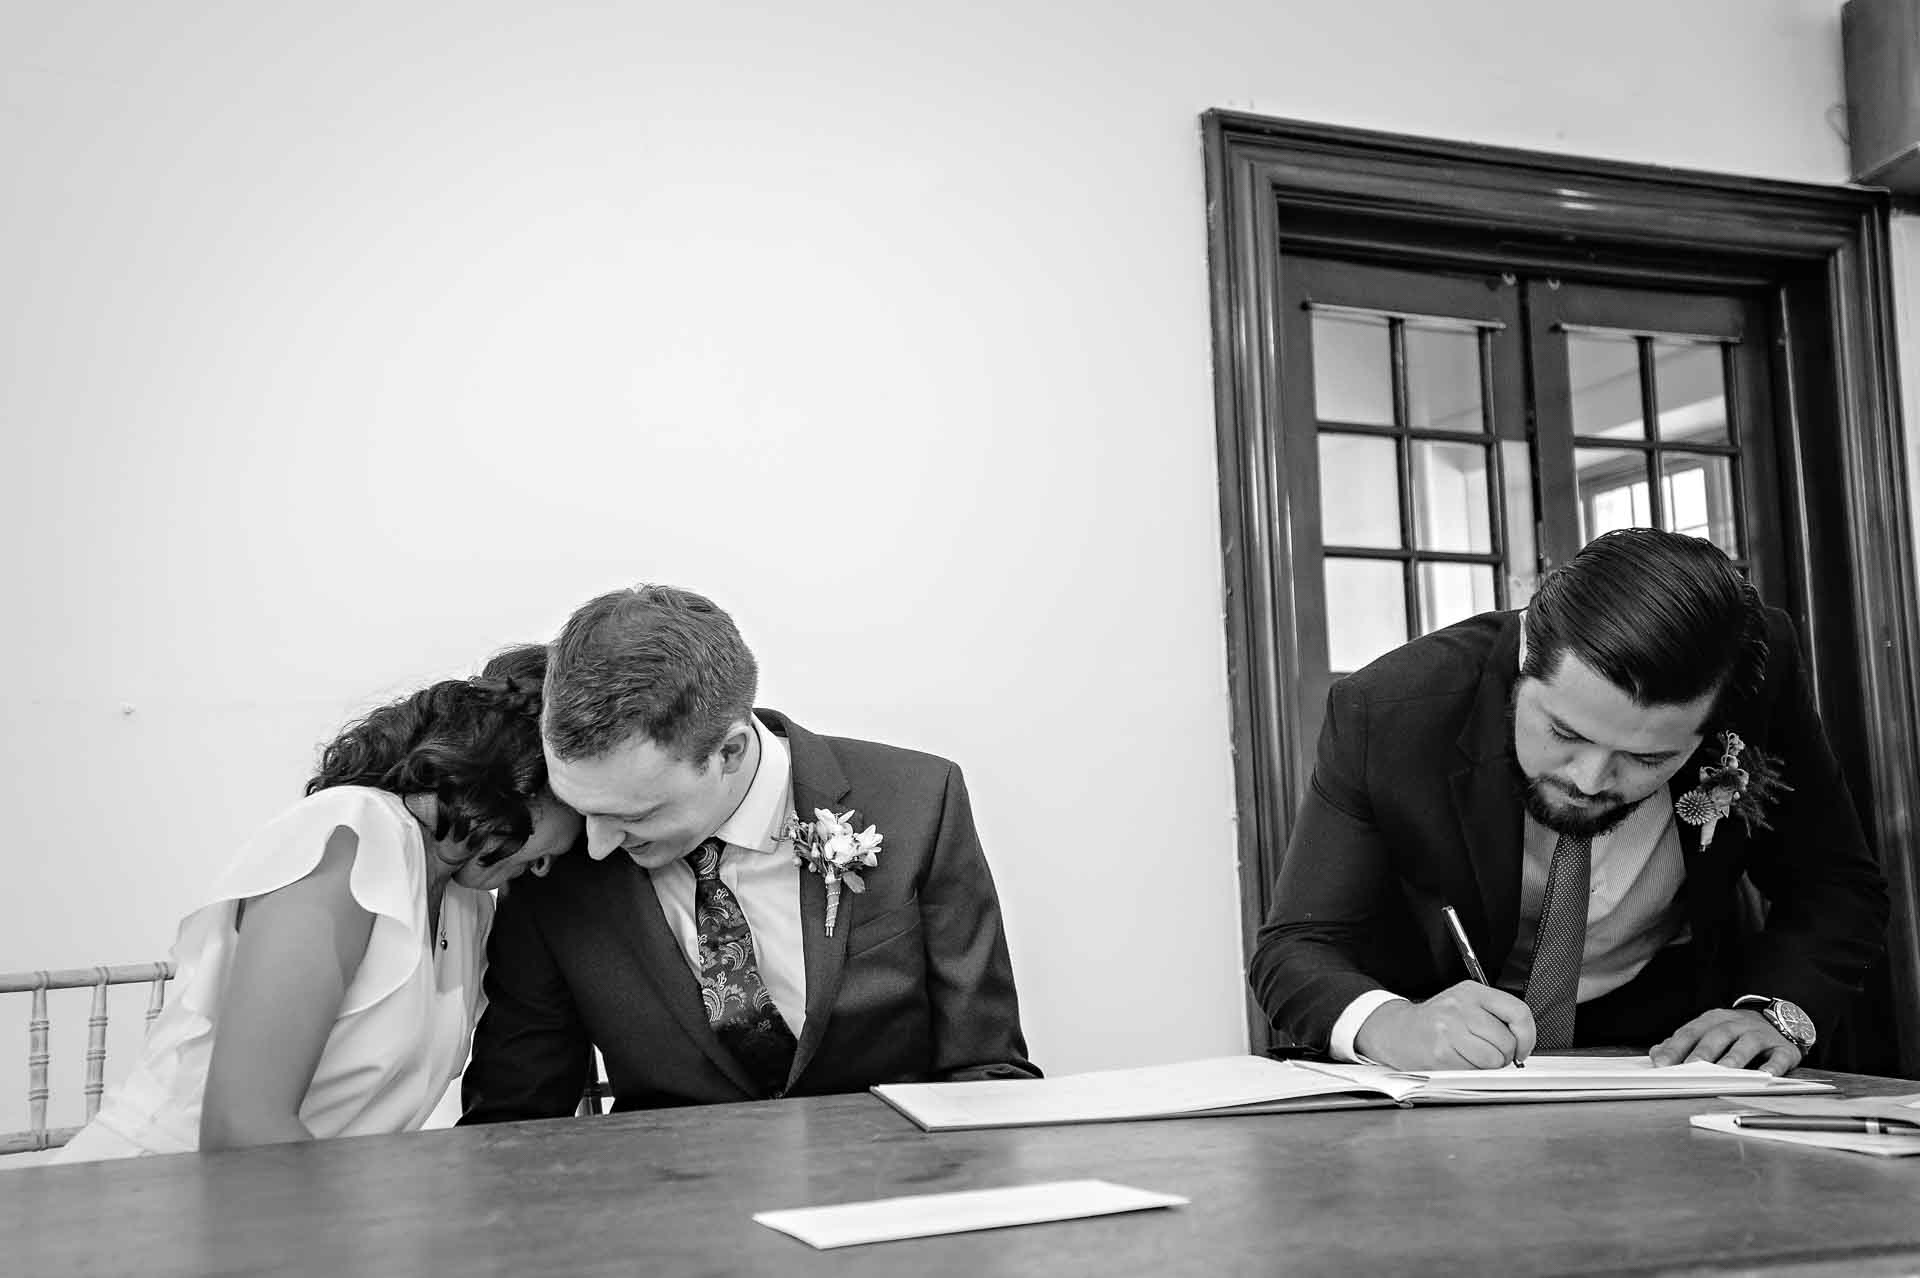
55 657 581 1160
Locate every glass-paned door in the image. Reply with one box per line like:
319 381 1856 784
1281 259 1782 760
1529 280 1779 585
1280 258 1529 738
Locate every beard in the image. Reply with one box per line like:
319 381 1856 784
1505 686 1647 838
1519 772 1645 838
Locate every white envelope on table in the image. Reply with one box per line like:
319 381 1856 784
753 1179 1187 1250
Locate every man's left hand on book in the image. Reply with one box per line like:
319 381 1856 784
1650 1009 1801 1075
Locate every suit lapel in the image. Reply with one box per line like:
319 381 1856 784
1668 763 1721 927
757 710 854 1091
790 866 854 1087
612 858 760 1098
1449 612 1528 970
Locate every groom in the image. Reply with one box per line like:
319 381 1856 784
460 584 1038 1120
1249 530 1888 1073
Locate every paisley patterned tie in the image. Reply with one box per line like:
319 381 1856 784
686 837 797 1096
1524 832 1592 1051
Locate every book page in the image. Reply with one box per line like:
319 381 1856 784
1401 1057 1773 1088
871 1055 1404 1130
1301 1057 1833 1096
1734 1092 1920 1123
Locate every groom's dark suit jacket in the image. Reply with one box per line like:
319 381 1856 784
460 709 1037 1120
1249 609 1889 1053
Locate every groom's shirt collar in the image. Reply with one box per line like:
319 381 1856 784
708 711 793 855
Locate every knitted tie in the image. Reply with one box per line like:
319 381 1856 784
1523 832 1592 1051
686 837 797 1096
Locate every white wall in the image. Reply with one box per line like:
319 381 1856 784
0 0 1855 1132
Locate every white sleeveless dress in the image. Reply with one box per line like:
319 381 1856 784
53 786 493 1162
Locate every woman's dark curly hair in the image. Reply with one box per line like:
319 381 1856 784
306 662 548 867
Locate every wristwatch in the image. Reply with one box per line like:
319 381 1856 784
1733 995 1816 1050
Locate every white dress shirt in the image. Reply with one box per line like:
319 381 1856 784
641 713 808 1038
1494 799 1690 1003
1329 621 1693 1061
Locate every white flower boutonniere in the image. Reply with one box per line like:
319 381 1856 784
784 807 883 937
1676 730 1791 851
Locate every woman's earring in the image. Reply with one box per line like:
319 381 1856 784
530 855 553 878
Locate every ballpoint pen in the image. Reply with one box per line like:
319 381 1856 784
1441 904 1489 984
1440 904 1524 1067
1733 1114 1920 1135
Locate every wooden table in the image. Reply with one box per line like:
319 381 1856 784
6 1070 1916 1276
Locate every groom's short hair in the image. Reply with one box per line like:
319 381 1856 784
1520 528 1767 716
542 584 758 764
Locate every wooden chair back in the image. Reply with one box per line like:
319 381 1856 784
0 963 174 1154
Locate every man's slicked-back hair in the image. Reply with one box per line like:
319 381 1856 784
543 584 758 764
1521 528 1768 715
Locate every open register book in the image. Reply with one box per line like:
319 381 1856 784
871 1054 1833 1133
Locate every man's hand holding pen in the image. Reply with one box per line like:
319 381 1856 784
1350 904 1536 1070
1353 983 1538 1070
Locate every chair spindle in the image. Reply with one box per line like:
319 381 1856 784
27 977 50 1141
84 966 112 1121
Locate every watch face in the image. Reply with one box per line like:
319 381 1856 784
1772 1000 1816 1047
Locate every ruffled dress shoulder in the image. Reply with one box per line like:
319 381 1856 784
53 786 493 1161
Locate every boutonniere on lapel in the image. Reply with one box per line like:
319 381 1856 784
1675 730 1790 850
783 808 884 937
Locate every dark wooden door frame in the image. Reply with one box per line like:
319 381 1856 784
1203 110 1920 1072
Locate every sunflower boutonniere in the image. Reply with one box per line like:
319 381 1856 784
1675 730 1790 851
783 807 883 937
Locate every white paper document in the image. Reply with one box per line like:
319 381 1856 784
752 1180 1188 1250
1689 1113 1920 1157
871 1055 1394 1131
1690 1092 1920 1157
871 1054 1833 1133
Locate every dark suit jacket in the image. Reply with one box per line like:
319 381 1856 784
461 709 1037 1121
1248 609 1889 1053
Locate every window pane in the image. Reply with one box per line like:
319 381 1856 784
1502 439 1537 608
1576 446 1653 542
1653 342 1729 445
1405 324 1483 433
1312 313 1394 426
1419 563 1497 634
1325 558 1407 672
1319 432 1402 549
1662 453 1739 555
1568 333 1645 440
1411 440 1492 553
